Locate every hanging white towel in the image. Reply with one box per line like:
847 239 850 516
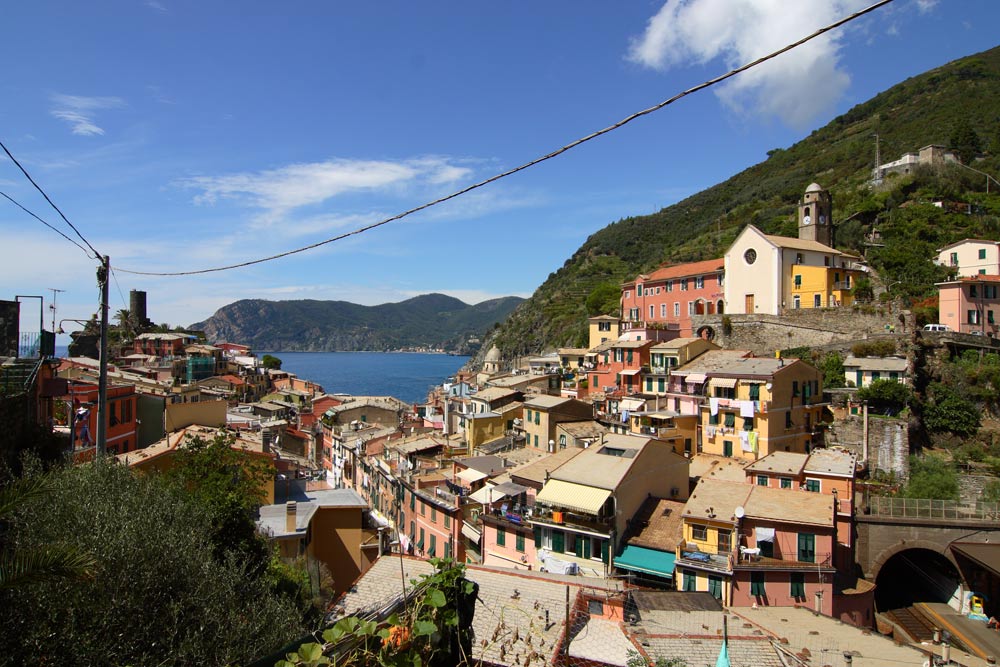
740 431 752 452
710 398 720 416
740 400 755 418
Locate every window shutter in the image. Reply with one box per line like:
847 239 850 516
601 539 609 564
575 537 583 558
533 525 542 547
553 530 565 553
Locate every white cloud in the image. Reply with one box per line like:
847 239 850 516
145 0 168 12
626 0 869 128
50 93 125 136
180 156 473 218
915 0 938 13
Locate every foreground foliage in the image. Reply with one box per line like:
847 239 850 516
277 558 478 667
0 460 306 667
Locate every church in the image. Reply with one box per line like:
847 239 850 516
723 183 868 315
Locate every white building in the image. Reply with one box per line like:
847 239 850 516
936 238 1000 277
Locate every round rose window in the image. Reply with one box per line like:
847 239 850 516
744 248 757 265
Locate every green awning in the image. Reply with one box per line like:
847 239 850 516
615 545 676 579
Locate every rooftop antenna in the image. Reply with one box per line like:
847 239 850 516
47 287 64 333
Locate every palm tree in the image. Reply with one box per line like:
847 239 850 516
0 476 97 590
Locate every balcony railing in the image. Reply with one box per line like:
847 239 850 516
833 281 853 291
676 539 734 572
734 550 833 570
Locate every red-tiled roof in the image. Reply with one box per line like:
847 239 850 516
624 258 724 286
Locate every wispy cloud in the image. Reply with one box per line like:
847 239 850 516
626 0 869 128
50 93 125 136
145 0 167 12
915 0 938 13
179 156 474 219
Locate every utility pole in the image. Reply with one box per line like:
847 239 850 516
97 256 110 456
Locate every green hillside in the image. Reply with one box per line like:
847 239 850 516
190 293 524 352
492 46 1000 357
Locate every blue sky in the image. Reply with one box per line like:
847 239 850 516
1 0 998 339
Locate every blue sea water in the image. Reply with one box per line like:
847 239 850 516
259 351 470 405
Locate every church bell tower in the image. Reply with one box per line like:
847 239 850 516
798 182 832 247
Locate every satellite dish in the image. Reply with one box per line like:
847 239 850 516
765 382 773 391
735 506 745 519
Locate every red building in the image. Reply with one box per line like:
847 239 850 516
60 380 139 456
587 339 653 397
620 259 725 337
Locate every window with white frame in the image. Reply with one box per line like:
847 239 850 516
695 276 704 289
674 303 680 317
666 281 673 292
660 303 667 318
688 302 695 315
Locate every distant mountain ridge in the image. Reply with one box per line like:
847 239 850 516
190 293 524 352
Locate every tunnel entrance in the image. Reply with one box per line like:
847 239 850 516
875 548 961 612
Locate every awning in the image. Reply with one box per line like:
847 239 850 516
615 545 676 578
457 468 488 483
620 369 640 376
462 523 482 543
683 373 707 384
755 527 776 543
710 377 738 389
535 479 612 515
469 485 499 505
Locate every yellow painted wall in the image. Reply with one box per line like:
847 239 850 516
164 400 227 432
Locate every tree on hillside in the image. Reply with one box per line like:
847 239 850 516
950 119 983 164
262 354 283 370
0 460 305 666
585 282 621 316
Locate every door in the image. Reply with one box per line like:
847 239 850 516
745 294 755 313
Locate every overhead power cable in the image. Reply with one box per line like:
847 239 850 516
0 138 102 260
112 0 896 278
0 189 92 257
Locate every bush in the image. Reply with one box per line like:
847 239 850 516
851 339 897 358
0 460 305 666
857 378 911 414
923 383 981 436
901 454 959 501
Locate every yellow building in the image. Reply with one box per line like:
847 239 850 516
628 410 699 457
588 315 620 350
698 357 826 461
522 395 594 453
675 479 752 604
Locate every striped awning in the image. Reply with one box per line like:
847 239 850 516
683 373 707 384
710 377 738 389
536 479 612 515
462 523 481 543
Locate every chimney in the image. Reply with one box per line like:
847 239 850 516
285 501 297 533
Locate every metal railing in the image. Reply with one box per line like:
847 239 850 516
866 496 1000 521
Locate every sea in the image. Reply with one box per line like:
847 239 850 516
54 346 466 405
258 351 470 405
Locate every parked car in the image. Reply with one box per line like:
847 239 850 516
923 324 951 332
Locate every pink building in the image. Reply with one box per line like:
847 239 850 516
937 275 1000 335
730 484 836 615
621 259 725 338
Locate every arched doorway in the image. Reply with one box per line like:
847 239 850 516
717 300 724 314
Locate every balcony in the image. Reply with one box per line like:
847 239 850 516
676 539 734 573
531 504 611 535
734 551 833 570
833 281 853 291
